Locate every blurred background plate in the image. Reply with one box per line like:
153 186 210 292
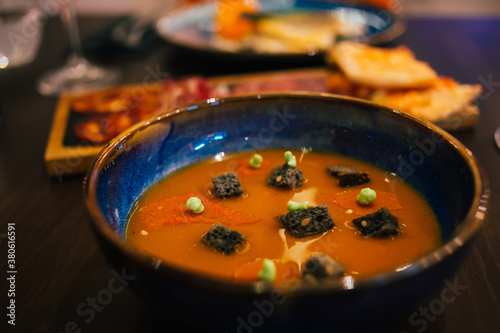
155 0 405 60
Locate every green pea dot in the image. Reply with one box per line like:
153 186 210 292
287 200 309 211
186 197 204 214
249 154 263 168
284 151 296 167
258 259 276 282
357 188 377 205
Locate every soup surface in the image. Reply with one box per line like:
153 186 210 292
127 149 441 285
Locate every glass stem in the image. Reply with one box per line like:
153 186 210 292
60 0 84 59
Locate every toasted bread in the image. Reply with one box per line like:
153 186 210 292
370 77 482 123
326 42 482 130
329 41 439 89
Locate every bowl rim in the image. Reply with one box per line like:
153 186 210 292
84 91 488 296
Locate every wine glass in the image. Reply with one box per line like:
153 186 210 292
37 0 121 96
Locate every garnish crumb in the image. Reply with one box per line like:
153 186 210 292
284 151 297 167
186 196 204 214
357 188 377 205
287 200 309 211
249 154 263 168
258 259 276 282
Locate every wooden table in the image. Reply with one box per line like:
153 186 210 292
0 16 499 333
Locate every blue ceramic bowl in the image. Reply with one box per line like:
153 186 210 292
84 93 487 332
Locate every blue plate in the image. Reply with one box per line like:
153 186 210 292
155 0 405 59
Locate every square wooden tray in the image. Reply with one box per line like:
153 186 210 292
44 68 329 180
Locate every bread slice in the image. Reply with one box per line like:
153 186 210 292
370 77 482 123
329 41 439 89
326 42 482 130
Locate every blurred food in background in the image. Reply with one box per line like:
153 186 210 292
68 0 481 144
155 0 404 56
212 0 385 54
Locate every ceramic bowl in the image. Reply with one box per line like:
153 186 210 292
84 92 488 332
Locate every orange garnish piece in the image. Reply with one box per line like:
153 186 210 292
215 0 260 40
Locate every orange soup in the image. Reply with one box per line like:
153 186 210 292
126 149 441 286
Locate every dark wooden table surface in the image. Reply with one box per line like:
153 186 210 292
1 15 499 333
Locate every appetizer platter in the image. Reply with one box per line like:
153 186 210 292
44 68 328 178
45 43 482 178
